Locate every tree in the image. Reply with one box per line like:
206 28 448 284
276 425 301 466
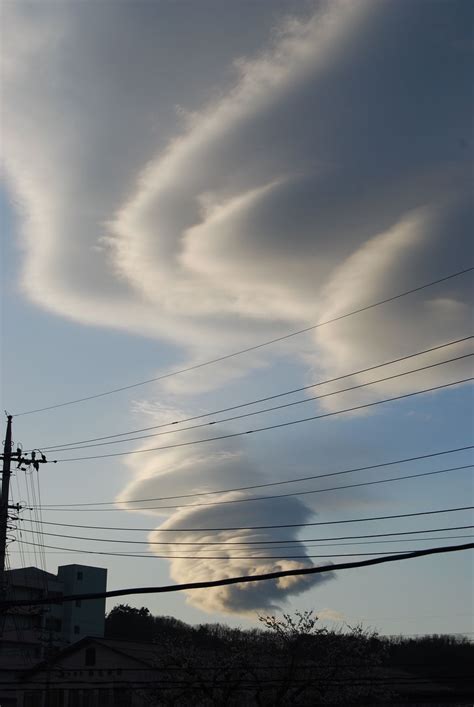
143 610 389 706
105 604 155 642
256 610 389 705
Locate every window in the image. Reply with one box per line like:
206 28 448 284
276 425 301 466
77 571 83 580
74 625 80 634
85 646 96 666
75 599 82 607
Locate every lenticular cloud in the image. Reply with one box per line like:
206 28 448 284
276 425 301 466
2 0 472 613
116 426 333 615
2 0 472 376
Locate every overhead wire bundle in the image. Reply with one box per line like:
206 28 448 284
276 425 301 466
4 266 473 605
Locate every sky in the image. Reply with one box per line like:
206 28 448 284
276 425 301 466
1 0 473 635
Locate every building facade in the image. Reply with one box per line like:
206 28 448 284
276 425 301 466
18 637 160 707
0 564 107 707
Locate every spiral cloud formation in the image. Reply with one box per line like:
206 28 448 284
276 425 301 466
2 0 472 613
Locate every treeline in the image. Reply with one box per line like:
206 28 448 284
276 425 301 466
386 633 473 683
105 605 473 705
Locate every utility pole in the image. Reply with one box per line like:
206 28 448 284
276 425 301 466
0 416 50 604
0 415 13 584
0 415 14 641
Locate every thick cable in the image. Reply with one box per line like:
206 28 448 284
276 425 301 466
1 543 472 608
10 531 474 559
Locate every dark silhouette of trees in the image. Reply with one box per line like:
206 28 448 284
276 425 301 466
104 604 473 705
383 633 474 695
105 604 193 643
141 611 388 705
105 604 156 641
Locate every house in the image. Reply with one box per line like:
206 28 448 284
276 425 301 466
17 637 162 707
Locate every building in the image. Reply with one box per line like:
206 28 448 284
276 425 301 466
56 565 107 645
0 564 107 707
17 637 161 707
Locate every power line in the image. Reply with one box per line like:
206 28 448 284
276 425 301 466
2 676 471 688
36 352 474 454
12 538 451 559
0 662 450 671
17 522 474 544
12 662 464 671
52 377 474 462
13 266 473 417
37 445 474 508
25 463 473 513
17 535 474 560
2 543 472 607
23 504 474 533
35 336 473 451
19 503 474 546
12 534 474 559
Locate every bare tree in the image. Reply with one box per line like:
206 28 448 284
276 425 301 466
143 611 389 706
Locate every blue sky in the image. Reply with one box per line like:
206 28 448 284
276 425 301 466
1 0 472 634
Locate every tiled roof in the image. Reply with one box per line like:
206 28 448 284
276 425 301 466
95 639 159 666
22 636 161 678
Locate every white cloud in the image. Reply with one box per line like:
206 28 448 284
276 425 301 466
2 0 472 613
116 419 334 615
4 0 471 370
317 608 345 622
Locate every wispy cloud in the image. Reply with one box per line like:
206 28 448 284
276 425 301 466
3 0 471 392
